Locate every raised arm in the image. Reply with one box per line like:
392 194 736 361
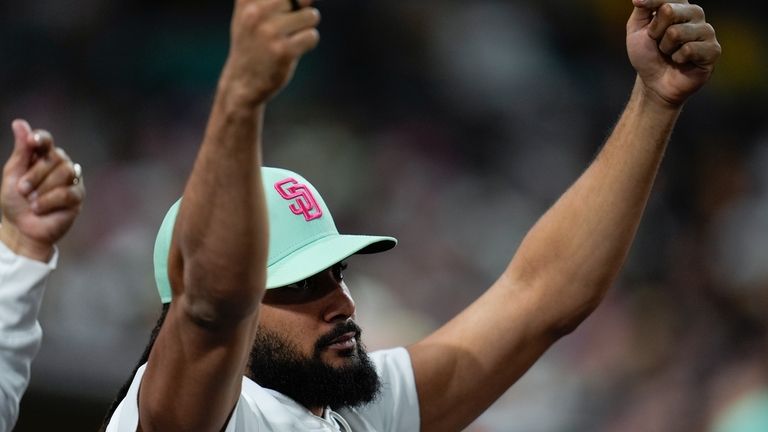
138 1 320 430
407 1 721 430
0 120 85 430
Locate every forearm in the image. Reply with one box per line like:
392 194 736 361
508 78 680 332
138 82 270 432
174 76 269 323
411 4 720 429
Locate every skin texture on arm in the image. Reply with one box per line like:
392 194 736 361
137 0 320 430
407 1 721 431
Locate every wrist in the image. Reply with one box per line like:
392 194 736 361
217 64 272 112
0 222 54 262
633 77 685 113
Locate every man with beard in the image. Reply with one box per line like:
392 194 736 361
104 168 406 431
99 0 721 430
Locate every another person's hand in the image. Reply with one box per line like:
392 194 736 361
627 0 721 106
221 0 321 105
0 120 85 261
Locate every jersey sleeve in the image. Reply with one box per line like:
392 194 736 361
0 240 57 431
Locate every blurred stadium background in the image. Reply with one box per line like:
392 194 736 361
2 0 766 430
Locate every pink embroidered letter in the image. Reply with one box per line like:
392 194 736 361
274 178 323 221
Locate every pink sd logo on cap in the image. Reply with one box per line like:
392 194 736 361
274 178 323 221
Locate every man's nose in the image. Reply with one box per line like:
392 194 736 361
322 282 356 323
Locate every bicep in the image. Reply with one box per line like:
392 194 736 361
407 275 560 432
139 300 258 432
138 256 260 432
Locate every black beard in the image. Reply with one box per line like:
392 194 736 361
246 321 381 411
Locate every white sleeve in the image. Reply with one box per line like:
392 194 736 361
0 240 57 431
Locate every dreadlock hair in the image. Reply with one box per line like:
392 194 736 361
98 303 170 432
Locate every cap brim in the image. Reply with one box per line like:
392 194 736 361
266 234 396 289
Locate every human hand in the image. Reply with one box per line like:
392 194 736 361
221 0 321 105
0 120 85 261
626 0 721 107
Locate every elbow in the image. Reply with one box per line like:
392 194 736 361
168 198 270 328
546 309 593 339
505 264 611 339
530 266 616 339
545 289 607 339
179 251 266 329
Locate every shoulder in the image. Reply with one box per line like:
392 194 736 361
107 365 264 432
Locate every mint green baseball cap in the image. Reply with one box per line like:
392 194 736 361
153 167 396 303
714 390 768 432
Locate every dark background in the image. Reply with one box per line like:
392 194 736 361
2 1 766 430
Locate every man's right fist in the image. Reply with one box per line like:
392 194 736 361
627 0 721 107
221 0 321 105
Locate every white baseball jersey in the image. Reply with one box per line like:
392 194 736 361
106 347 421 431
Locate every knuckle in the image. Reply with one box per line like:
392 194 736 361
269 40 289 59
664 44 678 56
692 5 705 20
670 52 683 64
665 26 681 43
657 3 674 19
259 22 278 38
37 157 53 170
659 42 673 55
714 41 723 56
63 171 76 188
54 147 68 161
241 4 265 25
35 194 50 211
41 132 54 146
41 190 56 205
678 43 693 58
703 23 716 38
64 187 78 203
24 171 40 184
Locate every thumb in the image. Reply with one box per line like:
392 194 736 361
627 0 654 34
8 119 34 173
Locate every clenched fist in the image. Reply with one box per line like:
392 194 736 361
627 0 721 106
221 0 321 105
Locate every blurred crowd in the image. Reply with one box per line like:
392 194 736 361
1 0 766 430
